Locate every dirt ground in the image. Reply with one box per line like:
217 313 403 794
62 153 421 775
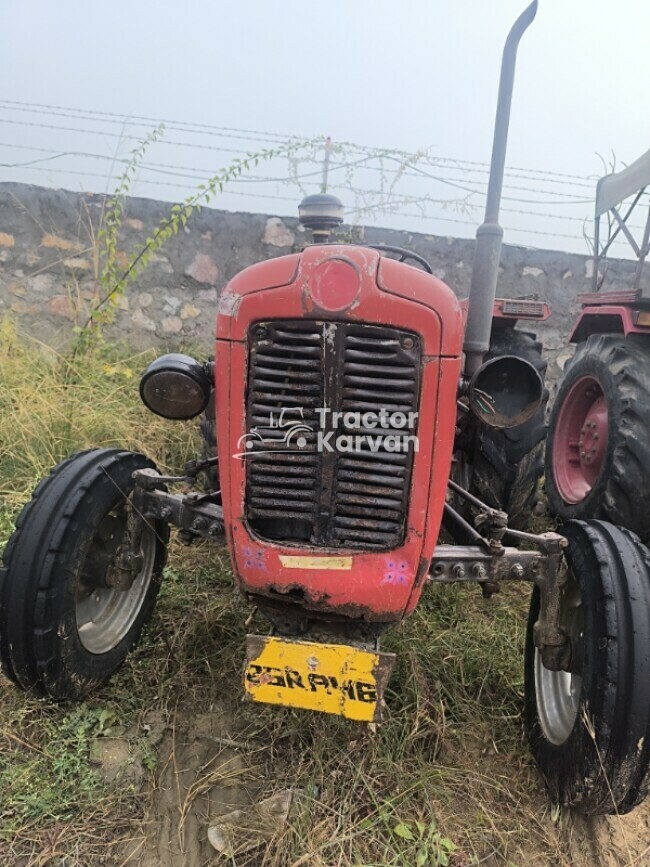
121 707 256 867
2 547 649 867
108 702 650 867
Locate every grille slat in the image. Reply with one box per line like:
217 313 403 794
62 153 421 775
332 527 397 544
344 349 404 361
249 496 314 510
341 389 414 403
251 475 316 488
259 345 321 357
338 471 405 488
335 494 405 509
249 509 316 520
254 366 321 381
344 362 415 375
340 400 415 413
248 453 318 465
253 355 321 369
252 378 321 394
245 320 420 550
339 451 408 466
343 375 416 391
334 504 403 520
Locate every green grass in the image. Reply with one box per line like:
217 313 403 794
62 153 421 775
0 321 630 866
2 704 112 831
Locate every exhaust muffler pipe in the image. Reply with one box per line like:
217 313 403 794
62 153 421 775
467 354 543 429
463 1 538 377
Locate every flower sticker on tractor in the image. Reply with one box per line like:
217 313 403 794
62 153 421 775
242 546 267 571
381 559 409 585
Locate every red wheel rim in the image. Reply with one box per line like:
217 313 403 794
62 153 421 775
552 375 608 504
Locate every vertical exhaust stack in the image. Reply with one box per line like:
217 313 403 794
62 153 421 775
463 1 538 377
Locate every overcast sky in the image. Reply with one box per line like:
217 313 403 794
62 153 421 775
2 0 649 255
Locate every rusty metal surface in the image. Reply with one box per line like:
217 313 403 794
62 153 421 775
428 544 542 584
131 473 225 543
244 319 421 550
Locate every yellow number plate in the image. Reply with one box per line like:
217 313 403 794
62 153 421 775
244 635 396 722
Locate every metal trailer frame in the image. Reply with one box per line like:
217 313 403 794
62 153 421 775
593 149 650 297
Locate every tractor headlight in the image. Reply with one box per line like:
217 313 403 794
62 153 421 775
139 353 212 420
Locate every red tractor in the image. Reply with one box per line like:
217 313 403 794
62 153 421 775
546 148 650 541
2 2 649 815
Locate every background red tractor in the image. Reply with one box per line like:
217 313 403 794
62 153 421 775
2 1 650 817
546 149 650 539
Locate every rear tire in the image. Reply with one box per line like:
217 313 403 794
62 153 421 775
468 327 548 529
524 520 650 814
0 448 168 700
546 334 650 540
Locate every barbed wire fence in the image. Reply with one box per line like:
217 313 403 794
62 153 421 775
0 98 644 256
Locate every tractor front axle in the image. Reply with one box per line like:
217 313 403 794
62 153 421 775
127 467 572 673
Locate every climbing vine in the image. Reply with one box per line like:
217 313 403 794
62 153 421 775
74 133 312 354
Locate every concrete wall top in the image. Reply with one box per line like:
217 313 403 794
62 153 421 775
0 182 641 377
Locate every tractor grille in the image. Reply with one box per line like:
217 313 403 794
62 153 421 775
245 320 421 550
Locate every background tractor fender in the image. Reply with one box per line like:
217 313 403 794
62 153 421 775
459 297 551 327
568 304 650 343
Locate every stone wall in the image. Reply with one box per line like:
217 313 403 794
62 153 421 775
0 182 642 378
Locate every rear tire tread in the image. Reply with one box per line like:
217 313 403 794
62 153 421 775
546 334 650 540
469 327 548 529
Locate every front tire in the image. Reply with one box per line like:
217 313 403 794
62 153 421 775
524 520 650 814
0 449 168 700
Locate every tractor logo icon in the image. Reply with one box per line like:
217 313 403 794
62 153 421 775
235 407 312 458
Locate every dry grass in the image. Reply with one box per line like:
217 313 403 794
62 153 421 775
0 321 642 866
0 318 197 536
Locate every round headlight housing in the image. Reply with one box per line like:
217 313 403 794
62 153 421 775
139 353 211 420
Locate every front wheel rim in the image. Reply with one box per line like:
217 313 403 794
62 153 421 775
75 510 157 655
534 575 584 745
552 375 608 504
